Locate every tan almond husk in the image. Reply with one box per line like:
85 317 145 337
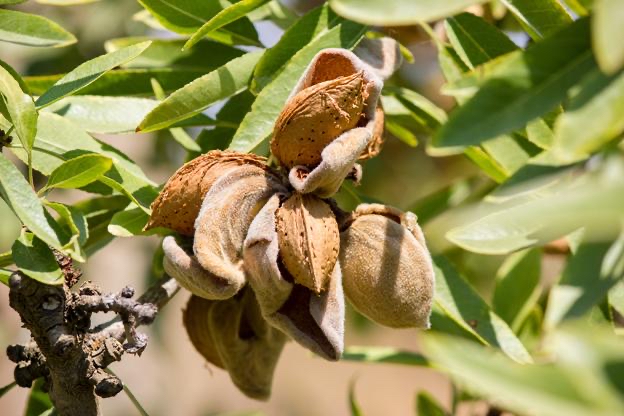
183 295 224 369
145 150 271 236
275 193 339 294
339 204 434 329
358 106 385 161
271 72 367 168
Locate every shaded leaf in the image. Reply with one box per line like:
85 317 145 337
329 0 486 26
0 9 76 48
545 235 624 330
45 153 113 190
228 19 366 152
493 248 542 331
592 0 624 74
421 330 624 416
349 379 363 416
342 346 429 366
104 37 244 70
12 232 63 285
0 153 67 252
138 51 262 132
433 18 595 154
25 379 53 416
549 69 624 164
445 12 518 69
26 69 206 97
501 0 572 40
137 0 259 45
185 0 271 50
433 256 532 363
36 41 152 108
416 392 448 416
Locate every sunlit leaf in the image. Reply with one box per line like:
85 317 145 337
45 153 113 190
501 0 572 40
0 9 76 48
185 0 271 50
36 41 152 108
138 51 262 132
593 0 624 74
329 0 486 26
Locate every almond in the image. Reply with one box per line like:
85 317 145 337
275 193 339 294
271 72 367 168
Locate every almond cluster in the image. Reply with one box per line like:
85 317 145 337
145 43 434 400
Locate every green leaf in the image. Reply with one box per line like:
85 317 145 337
501 0 572 40
0 9 76 48
480 134 532 176
137 0 259 46
35 41 152 108
44 96 216 134
46 201 89 246
445 12 518 69
104 37 244 71
8 113 157 212
185 0 271 50
492 248 542 331
12 232 63 285
342 346 429 366
228 20 367 152
252 5 340 93
138 51 262 132
463 146 508 183
108 207 150 237
0 381 16 398
592 0 624 74
433 18 596 154
433 256 533 364
447 161 624 254
349 379 364 416
384 86 447 132
421 330 624 416
329 0 486 25
45 154 113 190
25 379 53 416
385 120 418 147
26 68 206 97
0 63 37 155
150 78 201 152
549 69 624 164
416 392 448 416
545 235 624 330
0 153 67 252
0 268 11 285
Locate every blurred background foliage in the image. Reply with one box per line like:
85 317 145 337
1 0 624 415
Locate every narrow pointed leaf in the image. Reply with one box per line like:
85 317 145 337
433 18 595 153
329 0 487 26
0 153 66 251
501 0 572 40
138 51 262 132
0 9 76 47
433 256 532 364
35 41 152 108
185 0 271 50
